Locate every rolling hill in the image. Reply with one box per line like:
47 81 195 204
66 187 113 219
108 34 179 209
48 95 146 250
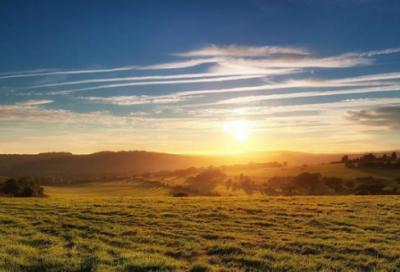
0 149 399 177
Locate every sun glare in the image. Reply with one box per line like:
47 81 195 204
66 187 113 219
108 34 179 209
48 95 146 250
223 120 250 142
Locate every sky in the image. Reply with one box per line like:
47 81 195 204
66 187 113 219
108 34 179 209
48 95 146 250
1 0 400 154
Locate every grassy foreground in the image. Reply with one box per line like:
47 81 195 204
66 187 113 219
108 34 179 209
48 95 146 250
1 196 400 272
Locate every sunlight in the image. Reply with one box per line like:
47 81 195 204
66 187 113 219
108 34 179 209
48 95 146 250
223 120 250 142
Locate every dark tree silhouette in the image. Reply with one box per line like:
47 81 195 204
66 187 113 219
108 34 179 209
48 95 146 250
292 172 322 190
344 181 355 189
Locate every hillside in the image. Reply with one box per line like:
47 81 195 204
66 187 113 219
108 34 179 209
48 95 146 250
0 151 209 176
1 150 399 177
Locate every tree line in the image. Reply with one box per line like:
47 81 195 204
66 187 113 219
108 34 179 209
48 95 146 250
0 177 45 197
340 152 400 169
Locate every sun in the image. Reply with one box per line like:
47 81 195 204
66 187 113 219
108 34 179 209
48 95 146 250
223 120 250 142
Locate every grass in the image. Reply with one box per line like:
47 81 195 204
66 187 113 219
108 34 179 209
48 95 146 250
1 195 400 271
44 180 173 198
40 164 400 199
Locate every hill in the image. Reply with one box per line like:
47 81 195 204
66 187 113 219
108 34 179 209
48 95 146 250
1 149 399 177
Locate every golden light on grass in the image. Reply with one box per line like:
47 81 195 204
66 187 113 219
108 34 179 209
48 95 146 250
223 120 250 142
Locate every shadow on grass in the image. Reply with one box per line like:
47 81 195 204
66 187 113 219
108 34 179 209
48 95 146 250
354 167 400 180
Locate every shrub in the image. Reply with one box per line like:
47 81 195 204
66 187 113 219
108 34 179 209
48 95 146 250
0 178 45 197
173 192 189 197
344 181 355 189
292 172 322 190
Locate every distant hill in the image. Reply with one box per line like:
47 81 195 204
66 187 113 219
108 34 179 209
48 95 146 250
0 149 399 176
0 151 209 176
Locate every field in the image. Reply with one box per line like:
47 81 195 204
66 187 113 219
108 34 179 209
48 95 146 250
1 195 400 272
1 164 400 271
149 164 400 196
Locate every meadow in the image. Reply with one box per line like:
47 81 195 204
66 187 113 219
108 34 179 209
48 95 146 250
1 163 400 271
1 195 400 271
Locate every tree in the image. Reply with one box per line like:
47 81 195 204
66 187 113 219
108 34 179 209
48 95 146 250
354 181 385 195
323 177 343 190
391 152 397 161
268 176 282 187
292 172 321 190
341 155 349 163
345 162 356 169
2 179 21 195
226 179 232 189
344 181 355 189
382 154 387 160
362 153 376 162
20 187 34 197
0 178 45 197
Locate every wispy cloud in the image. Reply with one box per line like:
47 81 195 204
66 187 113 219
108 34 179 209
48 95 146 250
340 47 400 58
0 104 121 124
346 105 400 129
173 44 311 57
24 69 297 90
0 68 56 76
47 75 268 95
15 100 54 106
210 56 372 69
169 74 400 97
137 58 225 70
214 85 400 105
0 66 137 80
183 98 400 117
81 95 200 105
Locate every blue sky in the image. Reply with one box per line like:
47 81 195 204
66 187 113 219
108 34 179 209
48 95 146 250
1 0 400 154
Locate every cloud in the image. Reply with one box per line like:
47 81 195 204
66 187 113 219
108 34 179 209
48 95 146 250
0 68 56 76
15 100 54 106
0 104 222 130
137 58 225 70
25 68 296 90
81 95 200 105
0 66 137 80
46 75 267 95
330 72 400 83
0 104 123 124
183 98 400 117
340 47 400 58
173 44 310 57
169 75 399 97
346 105 400 129
214 85 400 105
210 56 372 69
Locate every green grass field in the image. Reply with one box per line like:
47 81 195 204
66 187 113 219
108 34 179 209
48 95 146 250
2 164 400 271
1 195 400 271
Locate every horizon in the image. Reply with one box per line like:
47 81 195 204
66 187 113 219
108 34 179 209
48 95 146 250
2 1 400 154
2 148 400 157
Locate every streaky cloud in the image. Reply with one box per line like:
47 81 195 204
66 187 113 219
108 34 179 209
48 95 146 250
173 44 310 57
46 75 269 95
170 77 398 97
346 104 400 129
25 68 297 89
340 47 400 58
15 100 54 106
0 66 138 80
137 58 225 70
81 95 201 105
215 85 400 105
184 98 400 117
